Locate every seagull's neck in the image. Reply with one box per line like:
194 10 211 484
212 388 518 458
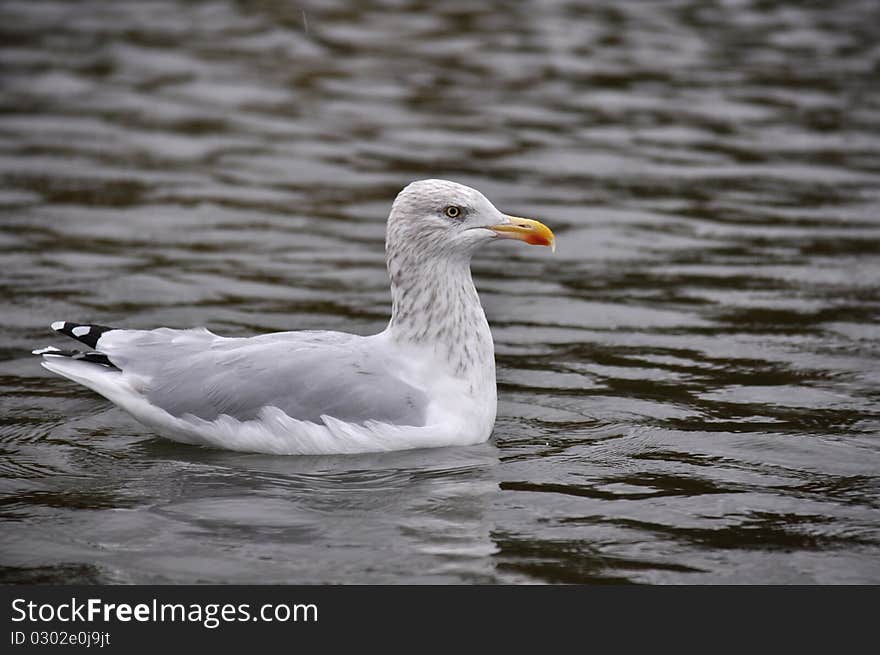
385 251 494 385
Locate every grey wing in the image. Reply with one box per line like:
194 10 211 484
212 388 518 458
98 329 428 426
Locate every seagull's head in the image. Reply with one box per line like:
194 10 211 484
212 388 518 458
386 179 555 262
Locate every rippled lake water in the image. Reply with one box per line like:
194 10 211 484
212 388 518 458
1 0 879 584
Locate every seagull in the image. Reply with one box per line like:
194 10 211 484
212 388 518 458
34 179 555 455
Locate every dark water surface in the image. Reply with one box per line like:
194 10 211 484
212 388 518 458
2 0 879 583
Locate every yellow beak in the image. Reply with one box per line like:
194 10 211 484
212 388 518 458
488 216 556 252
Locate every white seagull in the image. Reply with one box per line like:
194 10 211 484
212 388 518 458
34 179 555 455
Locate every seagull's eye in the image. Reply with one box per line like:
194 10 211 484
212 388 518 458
444 206 462 219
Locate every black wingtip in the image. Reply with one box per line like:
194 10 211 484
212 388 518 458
50 321 116 349
34 346 118 369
